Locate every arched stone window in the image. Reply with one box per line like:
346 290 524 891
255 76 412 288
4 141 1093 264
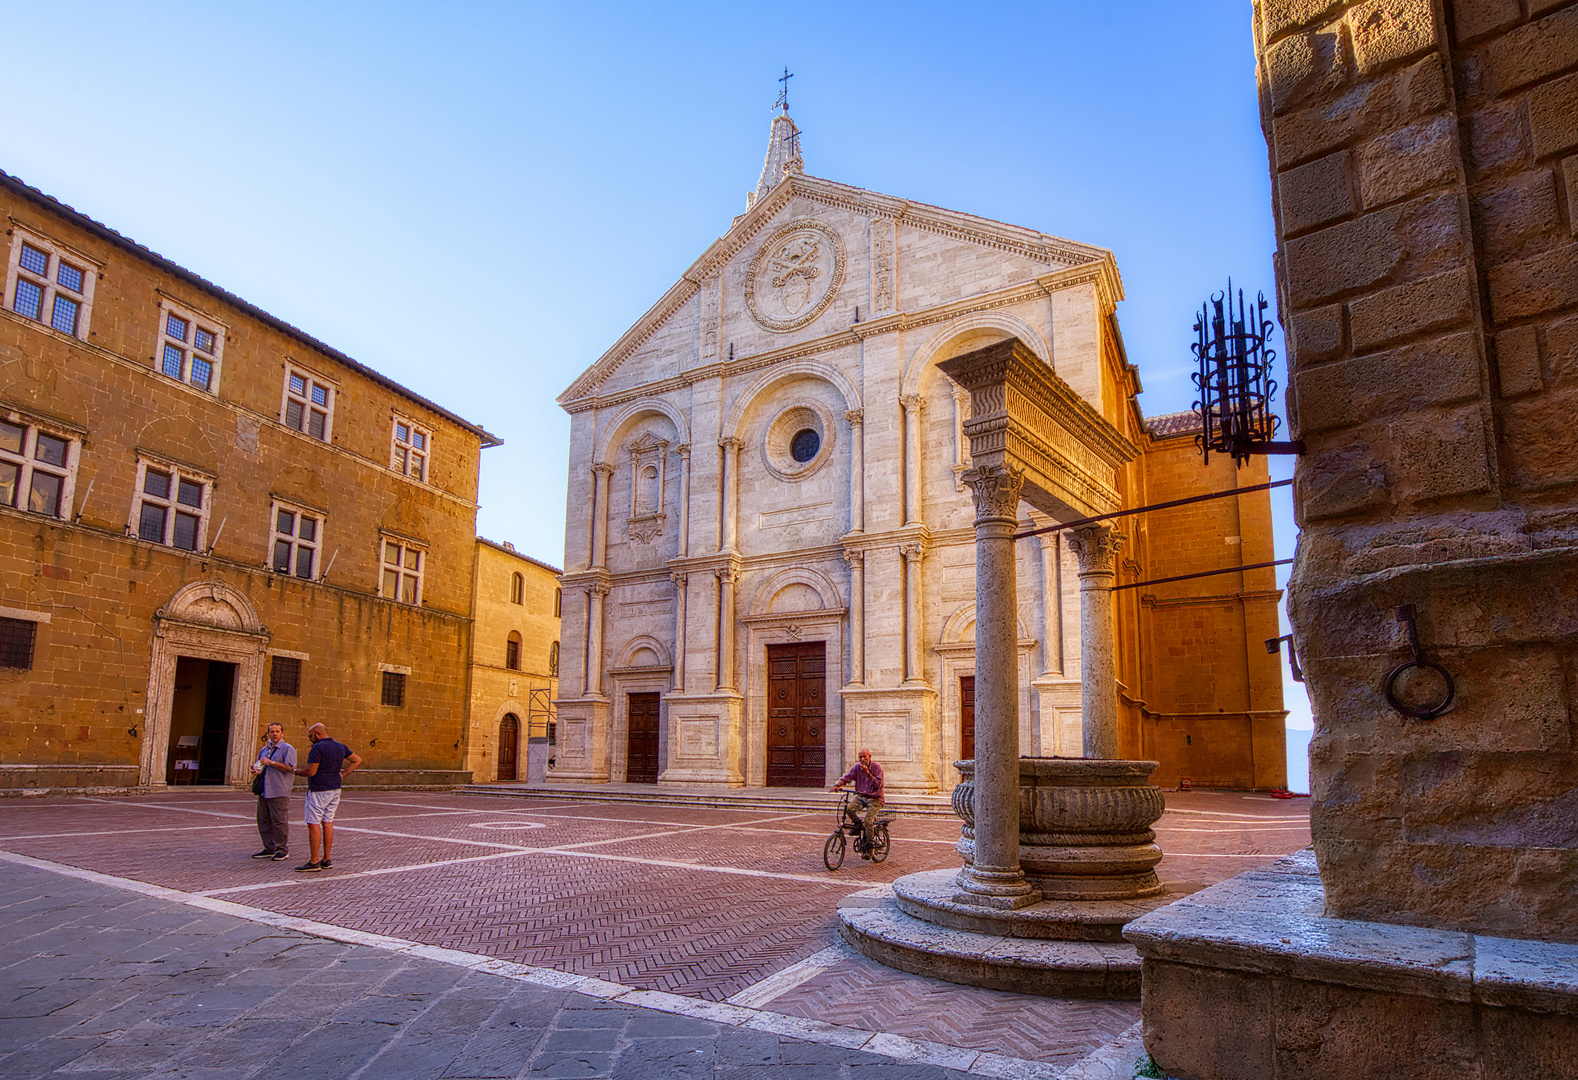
548 640 559 676
506 631 522 671
510 572 523 605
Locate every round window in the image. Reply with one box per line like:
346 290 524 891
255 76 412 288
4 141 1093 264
762 402 835 481
790 428 821 463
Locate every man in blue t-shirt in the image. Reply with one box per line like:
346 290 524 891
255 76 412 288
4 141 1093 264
292 722 361 873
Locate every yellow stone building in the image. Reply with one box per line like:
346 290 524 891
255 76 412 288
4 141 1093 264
0 170 499 792
465 538 561 783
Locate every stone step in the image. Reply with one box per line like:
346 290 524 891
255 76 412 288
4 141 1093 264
892 868 1175 942
458 782 959 816
836 890 1143 1000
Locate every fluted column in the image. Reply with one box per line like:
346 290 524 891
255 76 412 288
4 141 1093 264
1038 532 1063 677
846 409 865 533
719 437 743 553
671 571 688 692
901 394 924 526
844 548 865 686
1066 524 1125 760
675 444 691 558
956 463 1039 908
901 542 925 685
585 581 609 699
590 463 614 568
715 566 739 691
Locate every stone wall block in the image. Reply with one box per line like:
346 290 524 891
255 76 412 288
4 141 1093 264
1348 0 1439 76
1564 155 1578 236
1466 100 1533 179
1388 404 1494 503
1274 54 1447 167
1291 303 1346 363
1474 169 1562 263
1399 751 1578 847
1294 331 1481 433
1485 4 1578 94
1479 996 1578 1078
1500 384 1578 490
1357 113 1459 207
1546 311 1578 384
1307 741 1405 840
1140 961 1274 1080
1285 193 1463 307
1348 268 1475 350
1280 151 1359 236
1295 439 1392 520
1451 0 1523 45
1260 0 1349 40
1494 323 1543 396
1268 26 1350 114
1530 71 1578 161
1271 975 1480 1078
1487 241 1578 320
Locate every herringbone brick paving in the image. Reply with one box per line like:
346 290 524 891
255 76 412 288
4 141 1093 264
0 788 1310 1062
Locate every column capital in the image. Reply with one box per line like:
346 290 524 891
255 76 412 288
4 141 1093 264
674 443 690 459
900 393 925 414
592 462 614 479
715 565 740 585
961 463 1025 523
1066 523 1126 577
719 436 744 452
845 408 864 427
842 547 865 569
587 580 611 598
899 541 924 562
670 571 688 589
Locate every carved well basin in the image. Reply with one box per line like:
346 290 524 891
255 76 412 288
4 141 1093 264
953 757 1166 900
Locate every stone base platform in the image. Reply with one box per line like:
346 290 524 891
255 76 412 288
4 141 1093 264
838 883 1150 999
893 868 1174 942
1124 850 1578 1080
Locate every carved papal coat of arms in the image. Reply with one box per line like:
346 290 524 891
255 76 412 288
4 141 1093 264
745 219 845 332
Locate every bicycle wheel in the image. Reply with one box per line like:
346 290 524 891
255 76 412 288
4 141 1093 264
823 831 846 871
869 824 890 864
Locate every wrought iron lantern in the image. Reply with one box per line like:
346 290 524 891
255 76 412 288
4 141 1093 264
1192 283 1304 466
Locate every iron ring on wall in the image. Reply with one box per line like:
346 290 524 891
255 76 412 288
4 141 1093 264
1383 659 1455 721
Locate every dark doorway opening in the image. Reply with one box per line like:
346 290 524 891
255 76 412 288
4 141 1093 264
166 658 236 785
960 675 975 762
626 692 660 783
766 642 826 787
498 714 520 781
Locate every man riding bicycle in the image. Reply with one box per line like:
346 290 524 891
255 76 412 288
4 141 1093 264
830 749 884 855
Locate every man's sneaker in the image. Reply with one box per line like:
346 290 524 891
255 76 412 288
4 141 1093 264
271 852 289 861
252 850 273 859
319 859 332 870
293 862 322 873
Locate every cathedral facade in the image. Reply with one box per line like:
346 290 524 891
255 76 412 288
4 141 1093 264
554 115 1286 793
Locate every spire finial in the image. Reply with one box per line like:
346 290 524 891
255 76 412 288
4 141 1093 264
774 66 793 114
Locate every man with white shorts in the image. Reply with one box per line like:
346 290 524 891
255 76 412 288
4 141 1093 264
293 722 361 872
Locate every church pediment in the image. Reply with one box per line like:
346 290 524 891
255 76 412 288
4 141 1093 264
558 172 1114 406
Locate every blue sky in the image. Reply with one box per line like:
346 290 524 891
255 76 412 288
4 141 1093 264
1 1 1312 769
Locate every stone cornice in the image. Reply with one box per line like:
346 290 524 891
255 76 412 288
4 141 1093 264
559 172 1115 407
840 526 931 555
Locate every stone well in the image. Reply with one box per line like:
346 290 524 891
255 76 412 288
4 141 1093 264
953 757 1165 901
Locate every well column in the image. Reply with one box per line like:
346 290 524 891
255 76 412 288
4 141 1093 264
1065 523 1124 760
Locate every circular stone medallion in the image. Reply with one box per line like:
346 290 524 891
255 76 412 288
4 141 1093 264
745 219 845 332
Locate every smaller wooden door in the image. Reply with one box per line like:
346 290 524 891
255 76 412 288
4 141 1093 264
960 676 975 761
766 642 826 787
627 692 660 783
498 714 520 781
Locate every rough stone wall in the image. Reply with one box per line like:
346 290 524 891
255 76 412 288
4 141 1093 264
464 541 560 782
0 183 485 789
1136 436 1288 790
1257 0 1578 938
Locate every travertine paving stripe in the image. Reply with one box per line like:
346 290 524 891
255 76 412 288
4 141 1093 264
0 848 1083 1079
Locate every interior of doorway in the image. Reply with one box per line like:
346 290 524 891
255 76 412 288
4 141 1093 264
166 658 237 785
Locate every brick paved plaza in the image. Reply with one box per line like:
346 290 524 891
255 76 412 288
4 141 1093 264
0 790 1309 1077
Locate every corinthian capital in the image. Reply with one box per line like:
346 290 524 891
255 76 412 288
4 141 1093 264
1065 524 1126 577
961 463 1025 522
900 393 925 415
715 565 740 586
588 580 611 598
670 571 688 590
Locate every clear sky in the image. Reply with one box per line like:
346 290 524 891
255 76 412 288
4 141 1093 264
1 1 1313 765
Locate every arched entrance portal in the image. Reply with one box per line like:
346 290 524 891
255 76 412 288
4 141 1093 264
498 714 521 781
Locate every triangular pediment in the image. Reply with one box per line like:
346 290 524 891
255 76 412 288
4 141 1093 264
559 173 1116 406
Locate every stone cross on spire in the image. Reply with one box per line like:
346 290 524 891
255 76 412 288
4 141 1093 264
746 108 804 210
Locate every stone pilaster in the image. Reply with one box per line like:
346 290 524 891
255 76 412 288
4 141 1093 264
715 565 739 691
719 437 742 553
901 394 924 526
584 579 609 700
846 409 864 533
1065 523 1124 761
955 462 1039 909
844 548 865 687
670 571 687 692
900 542 925 686
674 444 690 558
590 463 613 568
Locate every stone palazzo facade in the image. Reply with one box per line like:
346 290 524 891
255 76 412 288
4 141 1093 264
553 115 1286 793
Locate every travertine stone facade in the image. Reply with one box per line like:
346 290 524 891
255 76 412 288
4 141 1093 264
1261 0 1578 939
0 171 497 791
555 117 1286 793
465 539 560 782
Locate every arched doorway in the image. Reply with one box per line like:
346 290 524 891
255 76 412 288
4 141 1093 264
498 714 520 781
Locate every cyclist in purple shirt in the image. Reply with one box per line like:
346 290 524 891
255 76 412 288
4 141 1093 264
830 749 885 856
